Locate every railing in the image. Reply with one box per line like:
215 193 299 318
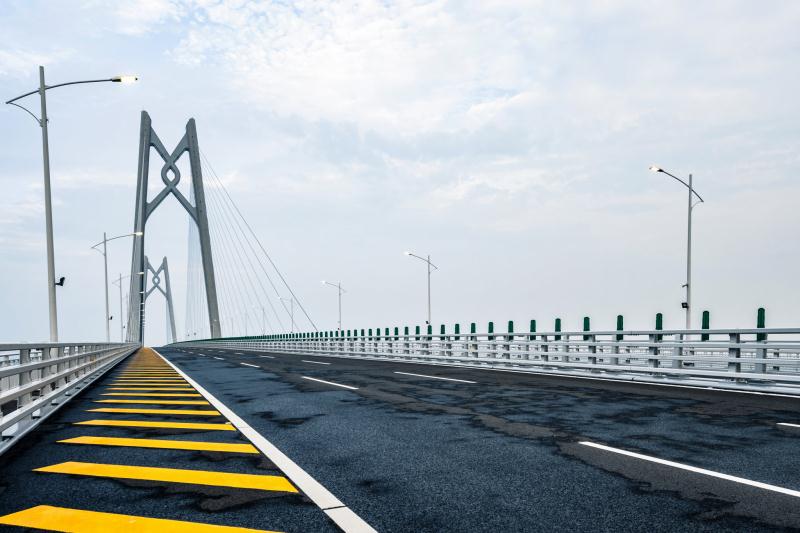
0 342 139 455
177 328 800 394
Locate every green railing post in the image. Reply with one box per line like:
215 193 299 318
616 315 623 341
583 316 590 341
554 318 561 341
701 311 710 341
757 308 766 341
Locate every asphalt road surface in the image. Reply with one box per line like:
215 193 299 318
2 345 800 532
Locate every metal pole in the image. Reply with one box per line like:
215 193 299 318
39 66 58 342
686 173 693 330
103 232 110 342
118 273 124 342
338 283 342 332
427 254 431 325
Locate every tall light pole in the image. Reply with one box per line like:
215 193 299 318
112 272 144 342
279 297 295 333
322 281 345 331
91 232 142 341
6 67 137 341
405 251 438 325
649 166 704 329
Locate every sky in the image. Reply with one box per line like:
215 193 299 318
1 0 799 344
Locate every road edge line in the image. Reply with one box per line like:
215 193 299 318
152 348 377 533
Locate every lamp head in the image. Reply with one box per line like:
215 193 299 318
134 231 143 236
404 251 412 256
112 75 138 84
649 165 663 173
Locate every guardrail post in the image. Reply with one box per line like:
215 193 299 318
470 322 478 358
728 331 741 374
503 321 513 359
755 307 767 373
404 327 410 355
454 323 462 357
18 348 32 411
526 320 536 360
424 325 432 356
701 311 710 341
488 321 496 359
442 324 451 357
584 317 596 365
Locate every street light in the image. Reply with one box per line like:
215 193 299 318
6 66 138 341
404 251 438 325
112 271 144 342
322 281 346 331
91 232 143 342
279 297 295 333
649 165 705 329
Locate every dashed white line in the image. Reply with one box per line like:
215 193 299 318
579 441 800 498
393 371 476 384
301 376 359 390
240 363 259 368
302 360 331 365
260 355 275 359
778 423 800 429
213 357 224 360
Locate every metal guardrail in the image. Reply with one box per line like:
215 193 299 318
0 342 139 455
177 328 800 394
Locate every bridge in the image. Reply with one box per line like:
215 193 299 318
2 109 800 532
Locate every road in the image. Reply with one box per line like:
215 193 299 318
2 346 800 531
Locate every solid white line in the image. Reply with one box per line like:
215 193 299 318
213 357 224 360
301 376 359 390
240 363 259 368
153 349 376 533
303 360 331 365
778 423 800 429
260 355 275 359
580 441 800 498
394 371 476 384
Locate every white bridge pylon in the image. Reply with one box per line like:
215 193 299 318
127 111 220 342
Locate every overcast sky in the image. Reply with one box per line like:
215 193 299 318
1 0 799 344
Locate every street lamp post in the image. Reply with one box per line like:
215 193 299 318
322 281 345 331
405 251 438 325
6 67 137 341
91 232 142 341
649 166 705 329
279 297 295 333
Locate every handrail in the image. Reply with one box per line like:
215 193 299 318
175 328 800 395
0 342 140 456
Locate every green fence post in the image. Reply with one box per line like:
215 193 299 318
701 311 710 341
616 315 624 341
554 318 561 341
757 308 766 341
583 317 590 341
655 312 663 341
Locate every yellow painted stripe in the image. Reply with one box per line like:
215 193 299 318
107 387 195 391
0 505 279 532
100 392 200 398
75 419 235 431
35 462 298 493
88 408 221 416
58 436 258 454
112 381 188 384
95 399 210 405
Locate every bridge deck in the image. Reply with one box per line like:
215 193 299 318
2 346 800 531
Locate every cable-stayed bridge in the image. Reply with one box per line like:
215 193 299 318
2 113 800 533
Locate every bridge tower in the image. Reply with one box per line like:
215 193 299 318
127 111 220 342
143 255 178 344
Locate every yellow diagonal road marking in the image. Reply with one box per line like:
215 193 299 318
107 387 195 391
88 408 221 416
35 462 298 493
58 436 258 454
0 505 280 532
95 399 209 405
75 419 235 431
102 393 202 397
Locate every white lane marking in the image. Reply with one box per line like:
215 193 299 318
260 355 275 359
235 352 245 355
240 363 259 368
580 441 800 498
301 376 359 390
302 360 331 365
153 349 376 532
213 357 224 360
778 423 800 429
394 371 476 384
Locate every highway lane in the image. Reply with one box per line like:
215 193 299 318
160 345 800 532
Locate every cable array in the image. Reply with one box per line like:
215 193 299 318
182 152 316 339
